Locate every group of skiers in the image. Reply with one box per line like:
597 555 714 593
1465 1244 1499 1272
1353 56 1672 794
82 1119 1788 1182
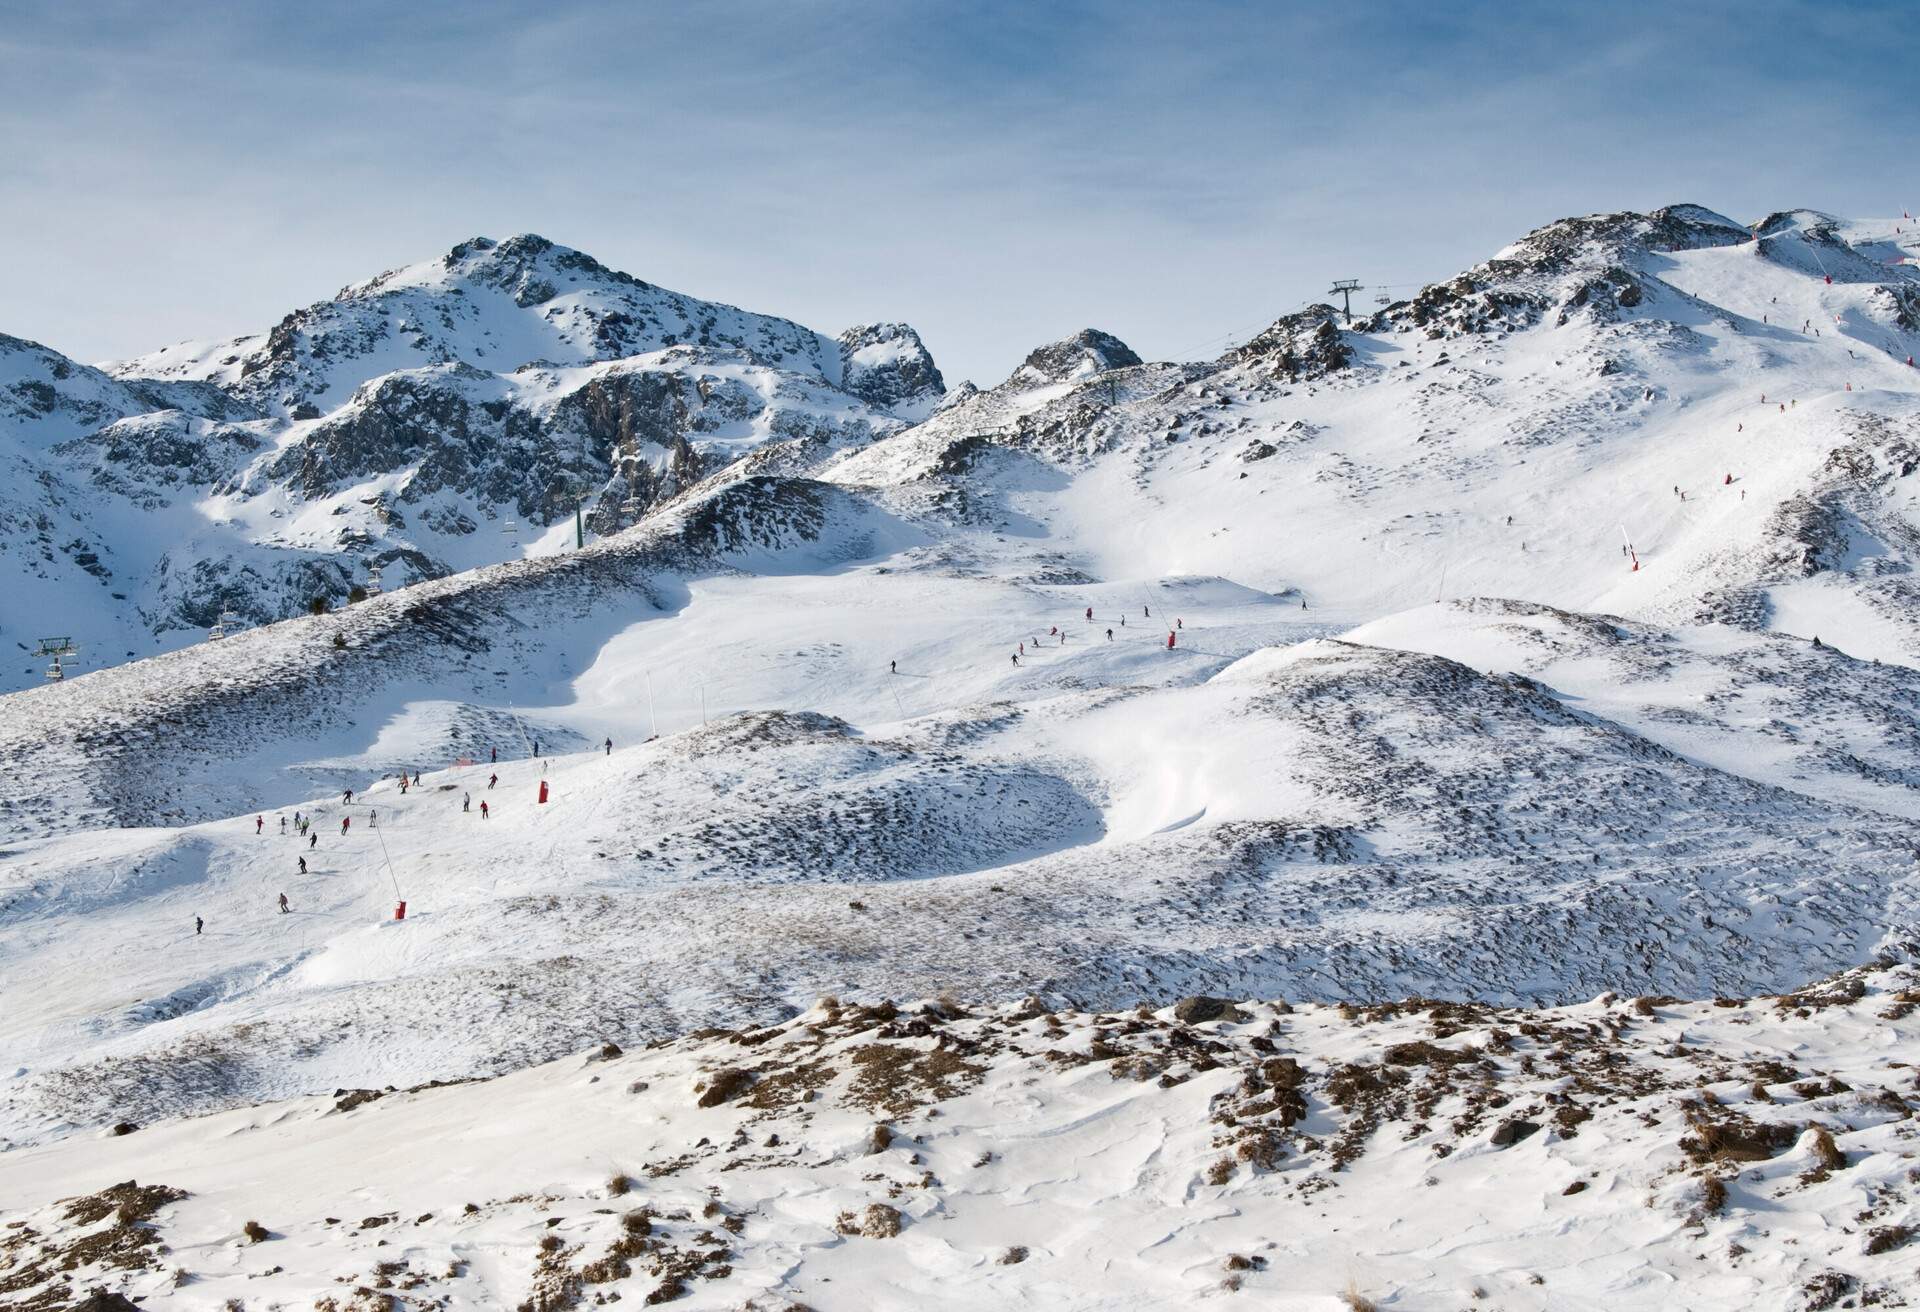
210 737 589 935
1007 605 1183 667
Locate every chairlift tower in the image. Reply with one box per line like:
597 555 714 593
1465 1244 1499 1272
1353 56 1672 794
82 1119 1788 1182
34 636 76 682
618 437 644 523
1329 279 1363 325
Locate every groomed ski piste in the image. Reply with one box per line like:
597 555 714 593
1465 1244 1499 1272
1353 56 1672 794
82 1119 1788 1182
4 204 1920 1309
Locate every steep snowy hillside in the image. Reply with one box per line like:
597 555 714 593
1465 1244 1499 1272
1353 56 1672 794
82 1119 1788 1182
4 962 1917 1311
0 238 942 691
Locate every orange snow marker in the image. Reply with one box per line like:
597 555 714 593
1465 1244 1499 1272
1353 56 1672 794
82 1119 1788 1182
394 900 407 921
1631 555 1640 572
538 779 550 804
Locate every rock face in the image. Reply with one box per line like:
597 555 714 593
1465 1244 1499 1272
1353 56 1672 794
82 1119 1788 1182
1009 329 1142 387
1233 306 1351 380
0 238 942 680
837 323 945 418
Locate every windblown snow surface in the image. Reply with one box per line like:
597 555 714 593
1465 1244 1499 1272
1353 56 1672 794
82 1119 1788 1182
4 204 1920 1309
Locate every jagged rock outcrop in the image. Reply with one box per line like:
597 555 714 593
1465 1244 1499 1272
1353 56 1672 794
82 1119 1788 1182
837 323 945 417
1008 329 1142 387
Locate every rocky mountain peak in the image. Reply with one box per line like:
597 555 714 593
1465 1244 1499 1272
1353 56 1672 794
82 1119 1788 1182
1008 329 1142 388
836 322 945 418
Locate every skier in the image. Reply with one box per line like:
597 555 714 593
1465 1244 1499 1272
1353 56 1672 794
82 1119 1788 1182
1019 641 1025 655
343 788 354 804
255 816 263 834
1505 515 1512 526
278 893 289 915
413 772 421 787
533 741 540 757
1059 631 1066 645
400 776 408 795
890 660 897 674
1177 618 1183 629
1143 605 1150 618
491 746 497 764
1106 628 1114 641
1120 616 1126 627
1725 473 1732 485
1166 631 1176 649
341 817 350 835
604 737 612 756
1011 653 1020 668
480 800 490 819
488 773 498 790
1049 626 1058 637
280 815 287 834
463 792 471 813
298 856 307 875
309 832 317 850
194 915 203 935
1085 606 1092 622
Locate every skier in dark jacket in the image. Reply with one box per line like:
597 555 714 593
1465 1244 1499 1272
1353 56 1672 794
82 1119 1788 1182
298 856 307 875
194 915 203 935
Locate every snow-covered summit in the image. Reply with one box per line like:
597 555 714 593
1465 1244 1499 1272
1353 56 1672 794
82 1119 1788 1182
113 233 851 415
0 239 948 682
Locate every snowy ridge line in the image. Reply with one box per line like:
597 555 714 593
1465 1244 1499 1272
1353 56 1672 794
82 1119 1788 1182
2 960 1917 1309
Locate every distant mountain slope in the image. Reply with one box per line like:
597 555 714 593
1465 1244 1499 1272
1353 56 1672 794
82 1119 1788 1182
0 238 943 691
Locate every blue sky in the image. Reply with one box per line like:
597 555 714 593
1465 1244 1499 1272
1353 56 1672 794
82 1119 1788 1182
1 0 1914 384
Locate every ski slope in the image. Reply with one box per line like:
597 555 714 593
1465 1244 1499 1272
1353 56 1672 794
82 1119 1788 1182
4 202 1920 1308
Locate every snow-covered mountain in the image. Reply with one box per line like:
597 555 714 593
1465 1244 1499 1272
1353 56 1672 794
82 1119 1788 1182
5 202 1920 1308
1 236 944 690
